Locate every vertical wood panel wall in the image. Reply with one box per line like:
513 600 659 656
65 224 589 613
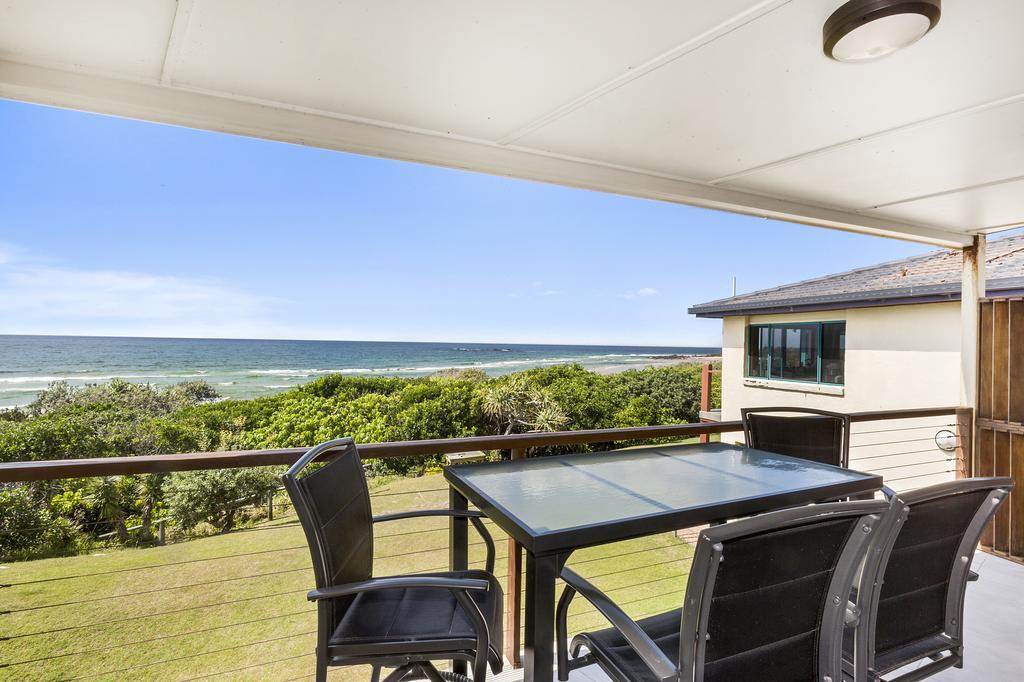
977 298 1024 561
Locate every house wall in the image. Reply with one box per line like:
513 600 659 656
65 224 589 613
719 301 962 490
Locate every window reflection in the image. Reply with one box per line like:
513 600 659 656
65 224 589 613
745 321 845 385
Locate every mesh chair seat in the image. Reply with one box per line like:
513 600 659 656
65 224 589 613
576 609 681 680
872 634 956 677
329 569 504 659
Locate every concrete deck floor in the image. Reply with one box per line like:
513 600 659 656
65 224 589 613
494 553 1024 682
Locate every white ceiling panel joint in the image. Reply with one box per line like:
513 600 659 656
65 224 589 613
494 0 792 146
159 0 195 85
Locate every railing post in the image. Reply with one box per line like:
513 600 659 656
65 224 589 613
266 491 274 521
156 519 165 546
699 363 713 444
955 407 974 479
506 447 526 668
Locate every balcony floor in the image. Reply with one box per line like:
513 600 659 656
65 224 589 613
494 553 1024 682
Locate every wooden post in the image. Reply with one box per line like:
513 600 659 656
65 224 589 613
955 407 973 479
505 447 526 668
699 363 713 444
266 491 275 521
156 519 165 546
961 236 986 412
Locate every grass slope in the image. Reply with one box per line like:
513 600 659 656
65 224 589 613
2 473 695 681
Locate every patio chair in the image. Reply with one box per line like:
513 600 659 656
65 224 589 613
742 406 851 468
555 497 895 682
282 438 504 682
845 477 1014 682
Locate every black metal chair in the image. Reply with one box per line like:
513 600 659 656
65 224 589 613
742 406 851 468
845 477 1014 682
555 497 894 682
282 438 504 682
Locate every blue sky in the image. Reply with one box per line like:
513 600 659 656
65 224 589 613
0 98 935 347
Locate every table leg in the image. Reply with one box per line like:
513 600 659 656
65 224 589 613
450 487 469 676
523 551 558 682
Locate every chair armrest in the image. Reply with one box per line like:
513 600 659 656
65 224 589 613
307 575 489 602
373 509 485 523
561 568 677 682
374 509 496 574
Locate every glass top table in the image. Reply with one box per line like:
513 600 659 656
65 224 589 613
443 442 883 681
445 442 882 555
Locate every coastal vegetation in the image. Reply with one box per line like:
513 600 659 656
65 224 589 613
0 363 719 560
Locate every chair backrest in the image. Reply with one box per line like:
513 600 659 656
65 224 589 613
679 498 893 682
282 438 374 594
855 477 1013 674
742 407 851 468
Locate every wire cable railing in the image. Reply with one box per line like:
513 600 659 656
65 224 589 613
0 407 967 680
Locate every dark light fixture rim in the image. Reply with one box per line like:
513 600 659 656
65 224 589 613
823 0 942 60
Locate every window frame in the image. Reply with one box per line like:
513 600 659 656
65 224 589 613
745 320 845 386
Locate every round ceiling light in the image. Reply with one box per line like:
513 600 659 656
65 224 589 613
824 0 941 62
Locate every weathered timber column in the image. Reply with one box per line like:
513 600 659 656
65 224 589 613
961 235 986 475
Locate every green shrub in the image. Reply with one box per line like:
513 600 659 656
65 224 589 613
0 487 82 561
612 365 703 423
1 362 716 556
164 467 280 532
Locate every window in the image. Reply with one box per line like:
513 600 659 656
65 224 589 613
746 321 845 385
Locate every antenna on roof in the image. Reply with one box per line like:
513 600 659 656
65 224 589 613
731 277 737 297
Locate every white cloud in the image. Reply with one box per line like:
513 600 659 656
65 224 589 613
507 293 520 298
0 242 26 266
618 287 659 300
0 246 283 338
541 289 560 296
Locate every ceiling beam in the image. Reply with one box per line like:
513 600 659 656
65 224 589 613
0 59 973 249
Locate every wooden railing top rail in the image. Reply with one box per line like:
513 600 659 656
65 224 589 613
0 406 962 483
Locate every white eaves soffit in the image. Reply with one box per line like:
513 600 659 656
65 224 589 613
3 0 1023 248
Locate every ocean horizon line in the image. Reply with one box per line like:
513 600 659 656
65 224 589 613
0 332 720 350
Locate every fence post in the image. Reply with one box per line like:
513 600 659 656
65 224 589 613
267 491 275 521
699 363 713 444
505 447 526 668
955 407 974 479
156 519 165 546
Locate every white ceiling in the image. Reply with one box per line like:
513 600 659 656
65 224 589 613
2 0 1022 247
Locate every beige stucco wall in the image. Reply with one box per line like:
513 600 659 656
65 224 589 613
721 302 961 419
719 302 962 491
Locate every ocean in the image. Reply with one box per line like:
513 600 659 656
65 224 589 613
0 335 719 408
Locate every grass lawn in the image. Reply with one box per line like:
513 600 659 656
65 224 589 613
1 471 695 681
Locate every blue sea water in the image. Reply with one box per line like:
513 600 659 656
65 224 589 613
0 335 719 408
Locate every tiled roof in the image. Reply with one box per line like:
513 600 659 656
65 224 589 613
690 234 1024 317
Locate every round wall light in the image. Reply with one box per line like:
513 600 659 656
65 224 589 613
934 428 958 453
824 0 941 62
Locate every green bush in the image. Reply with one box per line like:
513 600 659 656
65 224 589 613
164 467 280 532
1 362 717 557
0 487 82 561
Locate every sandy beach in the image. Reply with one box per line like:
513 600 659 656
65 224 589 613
592 354 721 375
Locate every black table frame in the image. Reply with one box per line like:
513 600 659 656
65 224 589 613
444 444 883 682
